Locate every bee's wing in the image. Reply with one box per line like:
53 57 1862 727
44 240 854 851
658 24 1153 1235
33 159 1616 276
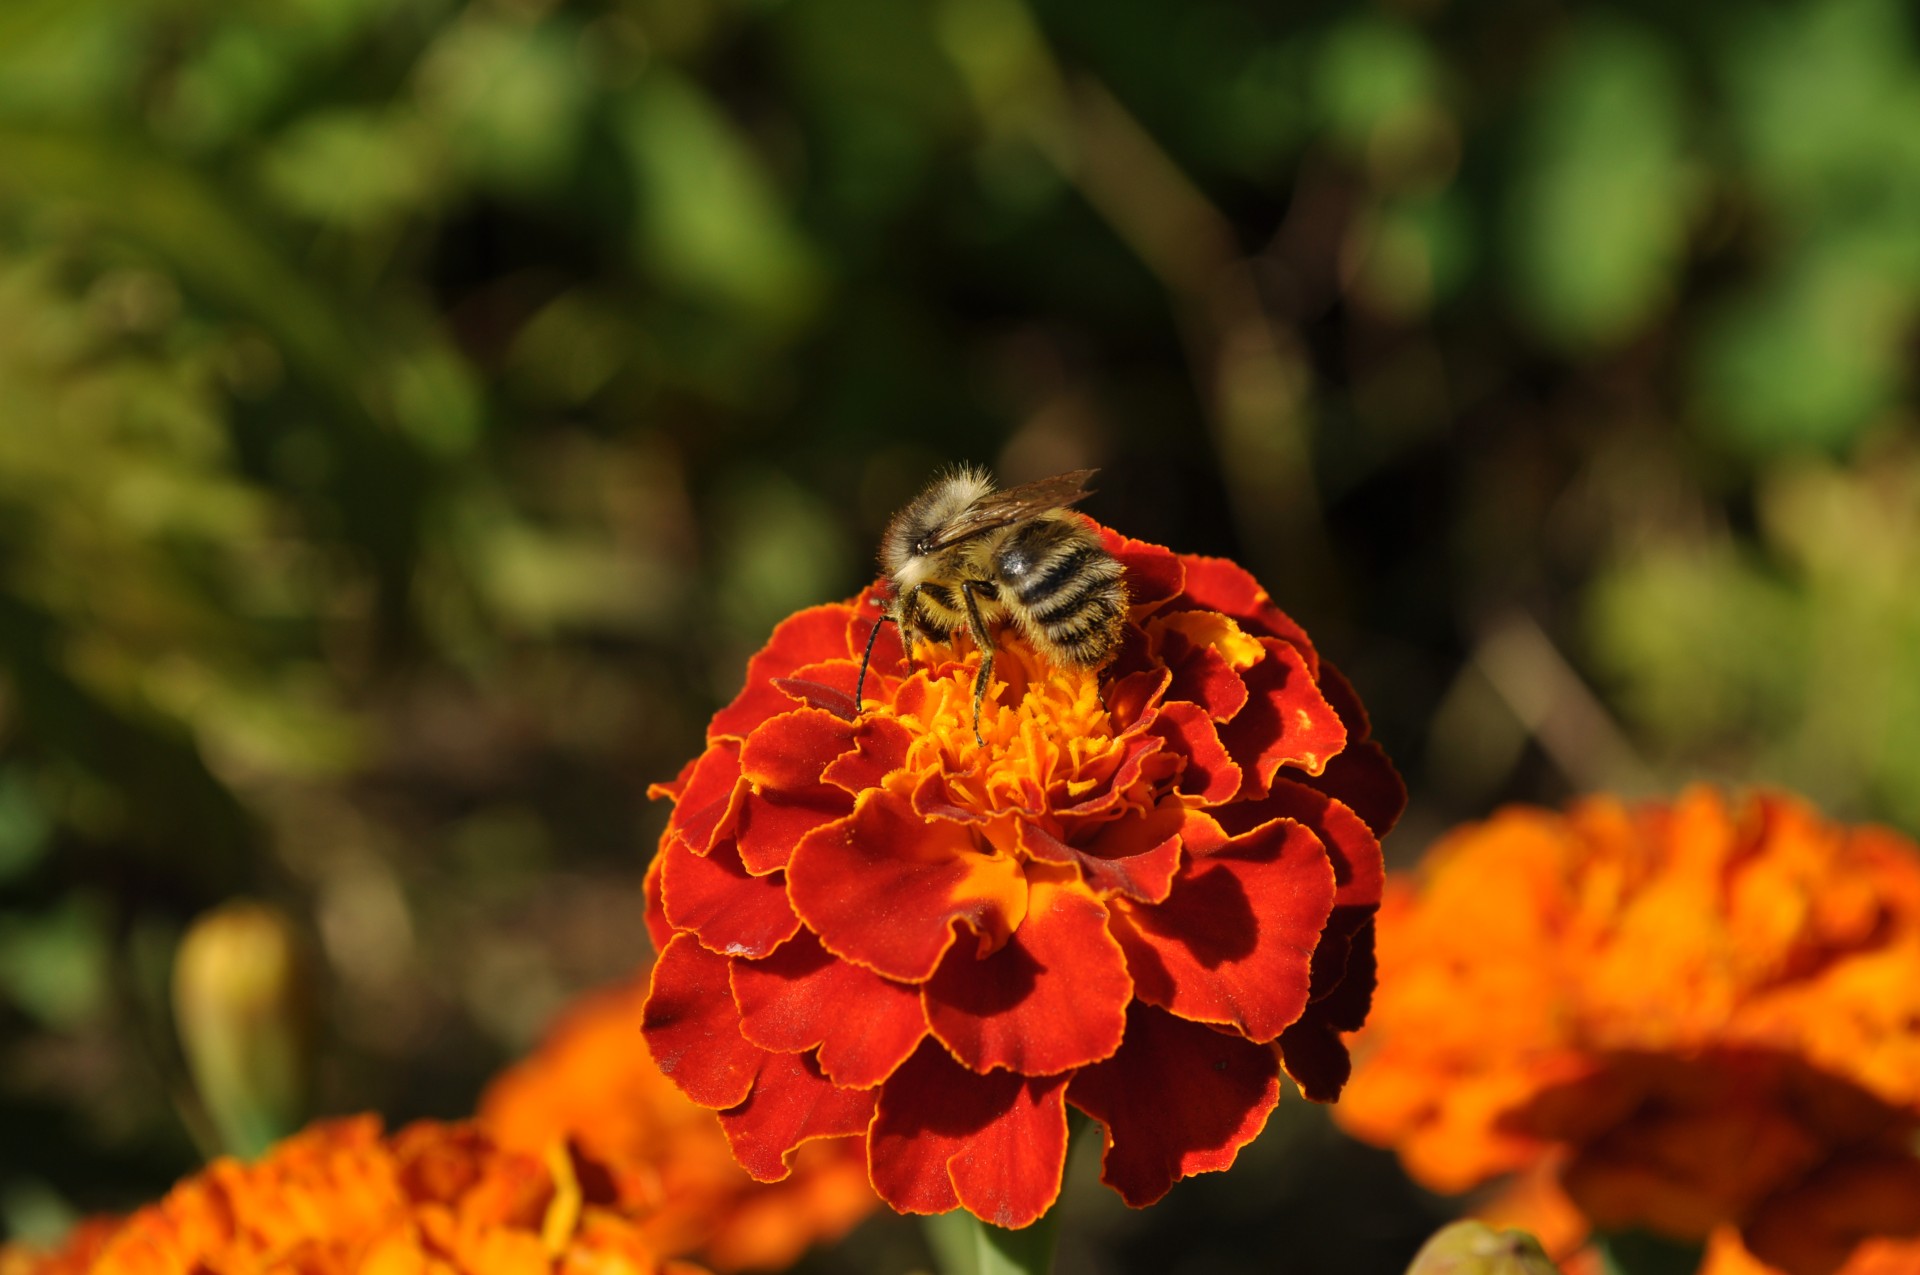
922 468 1099 550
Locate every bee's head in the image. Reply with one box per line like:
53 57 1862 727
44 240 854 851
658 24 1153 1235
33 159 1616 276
879 465 995 584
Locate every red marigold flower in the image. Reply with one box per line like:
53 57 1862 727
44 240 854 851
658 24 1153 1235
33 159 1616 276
478 969 877 1271
1339 787 1920 1275
640 526 1403 1227
3 1116 708 1275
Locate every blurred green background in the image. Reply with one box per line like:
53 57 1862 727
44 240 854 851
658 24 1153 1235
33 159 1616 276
1 0 1917 1270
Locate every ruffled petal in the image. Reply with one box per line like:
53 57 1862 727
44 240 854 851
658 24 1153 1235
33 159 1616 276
662 740 744 857
1018 803 1188 905
821 716 915 794
1219 639 1346 791
1278 914 1375 1100
923 876 1132 1076
732 929 928 1089
1284 662 1406 837
1100 529 1185 614
641 934 769 1109
788 793 1030 982
658 836 800 958
718 1051 877 1182
711 606 860 740
869 1041 1072 1228
1149 701 1243 804
1068 1004 1282 1207
1173 554 1316 663
643 852 673 952
1111 817 1337 1043
735 708 860 873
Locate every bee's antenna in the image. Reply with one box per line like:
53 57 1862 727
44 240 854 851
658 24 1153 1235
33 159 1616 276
854 596 891 717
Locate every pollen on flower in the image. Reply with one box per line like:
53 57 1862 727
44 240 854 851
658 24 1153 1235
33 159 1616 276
895 636 1127 816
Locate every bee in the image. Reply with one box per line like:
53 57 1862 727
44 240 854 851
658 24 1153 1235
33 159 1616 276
855 466 1128 745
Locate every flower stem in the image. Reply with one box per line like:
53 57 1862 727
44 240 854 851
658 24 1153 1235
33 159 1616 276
1593 1229 1707 1275
923 1206 1062 1275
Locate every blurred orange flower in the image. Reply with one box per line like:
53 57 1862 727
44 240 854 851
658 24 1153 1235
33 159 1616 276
0 1216 119 1275
1 1116 703 1275
478 971 876 1271
1339 787 1920 1275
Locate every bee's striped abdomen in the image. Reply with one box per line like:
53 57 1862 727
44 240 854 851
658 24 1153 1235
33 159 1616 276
996 517 1126 669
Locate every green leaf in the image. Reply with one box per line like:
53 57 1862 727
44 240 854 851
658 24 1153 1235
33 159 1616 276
1593 1230 1705 1275
1508 20 1692 348
1695 254 1910 455
614 71 825 330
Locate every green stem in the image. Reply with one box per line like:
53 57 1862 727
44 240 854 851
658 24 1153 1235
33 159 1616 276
923 1205 1062 1275
1593 1229 1707 1275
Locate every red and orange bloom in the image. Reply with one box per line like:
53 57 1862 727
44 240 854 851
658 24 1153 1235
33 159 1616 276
640 525 1403 1227
1339 788 1920 1275
2 1116 705 1275
479 970 877 1271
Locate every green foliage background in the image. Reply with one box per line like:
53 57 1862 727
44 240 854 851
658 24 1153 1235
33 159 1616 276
1 0 1918 1270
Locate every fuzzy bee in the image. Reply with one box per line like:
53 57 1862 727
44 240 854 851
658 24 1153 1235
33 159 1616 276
855 466 1128 744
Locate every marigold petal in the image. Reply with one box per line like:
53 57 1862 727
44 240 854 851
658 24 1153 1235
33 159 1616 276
733 708 863 874
1053 734 1170 818
731 930 927 1089
1218 777 1386 1012
643 854 673 953
663 742 744 857
1173 554 1316 662
1219 638 1346 789
1742 1155 1920 1275
1157 621 1250 722
739 709 855 793
649 754 700 804
781 656 885 718
820 716 915 794
923 876 1131 1076
717 1053 876 1183
1105 667 1171 730
869 1041 1071 1228
788 794 1030 982
1278 916 1375 1101
1284 662 1406 836
1111 817 1336 1043
710 606 858 740
1150 701 1242 804
1067 1004 1282 1207
658 838 800 959
1018 804 1187 905
735 793 847 878
1100 529 1185 614
641 934 768 1110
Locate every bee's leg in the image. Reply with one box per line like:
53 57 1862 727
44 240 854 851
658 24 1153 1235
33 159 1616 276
855 585 916 715
960 580 998 747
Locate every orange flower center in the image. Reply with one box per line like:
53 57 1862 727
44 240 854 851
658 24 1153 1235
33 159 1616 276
892 634 1122 818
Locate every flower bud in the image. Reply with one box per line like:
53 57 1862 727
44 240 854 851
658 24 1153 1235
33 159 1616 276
172 901 315 1158
1406 1222 1562 1275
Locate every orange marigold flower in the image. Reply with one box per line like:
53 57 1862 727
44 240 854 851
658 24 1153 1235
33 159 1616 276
478 970 876 1271
1339 787 1920 1275
3 1117 706 1275
0 1216 119 1275
640 527 1403 1227
1491 1164 1920 1275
